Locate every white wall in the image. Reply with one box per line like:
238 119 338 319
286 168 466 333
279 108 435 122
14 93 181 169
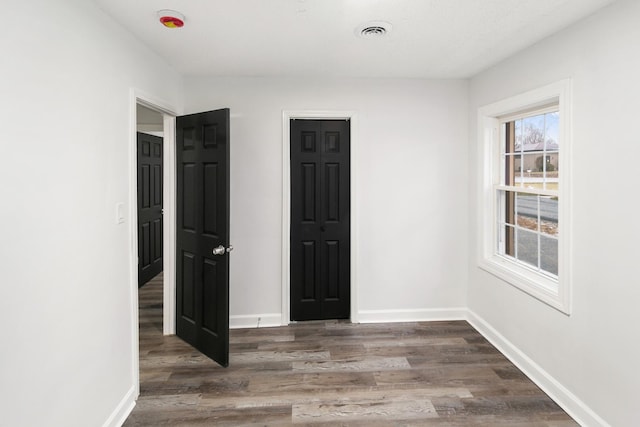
184 77 468 325
468 1 640 426
0 1 182 426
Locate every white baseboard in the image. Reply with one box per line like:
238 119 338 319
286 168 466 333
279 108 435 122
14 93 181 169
229 308 467 329
357 308 467 324
466 309 610 427
102 384 136 427
229 313 283 329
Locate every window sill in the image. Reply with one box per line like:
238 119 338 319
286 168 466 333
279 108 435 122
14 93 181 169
478 255 570 315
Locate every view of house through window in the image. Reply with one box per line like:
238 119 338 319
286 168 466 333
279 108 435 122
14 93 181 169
498 109 559 277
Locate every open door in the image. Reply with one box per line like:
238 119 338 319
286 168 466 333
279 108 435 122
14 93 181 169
175 109 231 367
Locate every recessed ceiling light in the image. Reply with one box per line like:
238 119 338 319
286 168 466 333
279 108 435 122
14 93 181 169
157 10 185 28
356 21 392 38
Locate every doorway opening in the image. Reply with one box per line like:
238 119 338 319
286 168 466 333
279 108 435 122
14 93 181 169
136 105 164 287
132 97 177 338
130 93 178 398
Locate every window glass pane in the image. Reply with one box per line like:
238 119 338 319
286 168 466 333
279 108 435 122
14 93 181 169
517 228 539 269
511 155 523 187
521 115 545 152
506 122 516 154
503 190 516 257
504 153 518 186
543 153 559 190
540 235 558 276
516 193 539 231
514 119 522 152
517 153 542 189
505 191 516 226
540 196 558 236
504 224 515 257
544 111 560 151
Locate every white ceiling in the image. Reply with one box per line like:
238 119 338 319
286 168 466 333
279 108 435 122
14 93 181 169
95 0 616 79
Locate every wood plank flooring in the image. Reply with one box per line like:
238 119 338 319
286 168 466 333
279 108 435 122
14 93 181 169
125 274 578 426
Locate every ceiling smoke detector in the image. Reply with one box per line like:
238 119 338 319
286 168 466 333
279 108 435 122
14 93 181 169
157 9 185 28
356 21 392 38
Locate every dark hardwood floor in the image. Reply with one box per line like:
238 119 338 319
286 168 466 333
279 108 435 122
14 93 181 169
125 274 578 426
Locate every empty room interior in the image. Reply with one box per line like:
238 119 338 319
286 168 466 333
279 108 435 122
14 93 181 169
2 0 639 426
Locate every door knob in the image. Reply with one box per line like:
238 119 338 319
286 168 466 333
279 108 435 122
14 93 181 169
212 245 233 256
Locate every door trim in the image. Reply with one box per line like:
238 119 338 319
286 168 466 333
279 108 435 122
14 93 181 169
281 110 359 325
130 89 179 396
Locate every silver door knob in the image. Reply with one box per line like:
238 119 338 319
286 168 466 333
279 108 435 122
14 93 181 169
212 245 233 256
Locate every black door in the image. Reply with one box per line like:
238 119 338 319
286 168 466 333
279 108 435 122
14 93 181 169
176 109 230 367
137 132 163 287
290 119 350 321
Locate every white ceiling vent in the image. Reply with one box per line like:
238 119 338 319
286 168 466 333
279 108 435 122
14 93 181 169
356 21 392 38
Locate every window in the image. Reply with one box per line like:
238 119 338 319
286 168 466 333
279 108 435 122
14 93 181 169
477 80 572 314
500 109 559 277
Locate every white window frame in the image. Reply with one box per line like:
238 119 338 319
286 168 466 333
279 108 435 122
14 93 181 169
477 80 573 314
